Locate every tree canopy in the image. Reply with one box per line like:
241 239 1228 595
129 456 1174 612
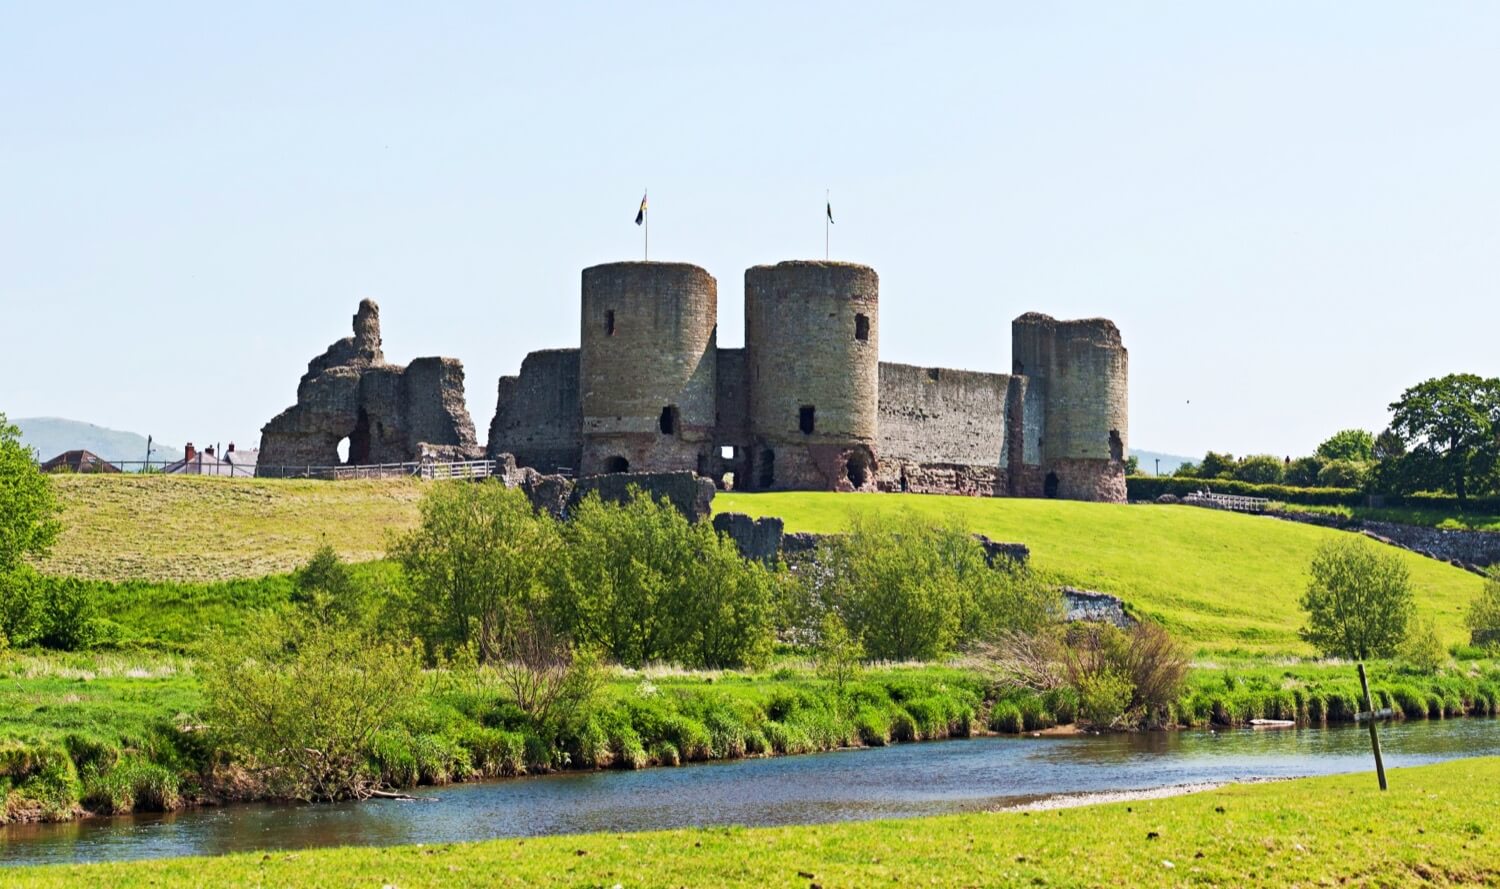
1299 538 1414 661
1387 374 1500 506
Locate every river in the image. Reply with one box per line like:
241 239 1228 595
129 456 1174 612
3 718 1497 868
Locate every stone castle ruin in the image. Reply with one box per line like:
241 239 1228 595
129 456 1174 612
260 260 1128 502
258 300 480 470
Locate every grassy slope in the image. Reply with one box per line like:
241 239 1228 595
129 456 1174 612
717 492 1485 655
1282 502 1500 532
13 757 1497 888
38 475 424 582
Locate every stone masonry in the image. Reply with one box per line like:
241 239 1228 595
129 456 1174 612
258 299 481 471
263 259 1130 503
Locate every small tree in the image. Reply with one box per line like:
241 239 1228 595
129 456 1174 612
0 413 60 575
1300 538 1414 660
292 543 367 625
1299 537 1415 790
491 612 602 734
1398 615 1446 674
1466 569 1500 649
813 611 863 694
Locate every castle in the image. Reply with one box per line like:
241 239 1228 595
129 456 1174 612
260 260 1129 502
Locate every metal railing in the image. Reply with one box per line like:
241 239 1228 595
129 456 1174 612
1183 491 1270 513
41 458 499 481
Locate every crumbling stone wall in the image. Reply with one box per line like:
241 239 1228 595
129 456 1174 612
876 362 1011 495
258 300 480 472
487 349 582 474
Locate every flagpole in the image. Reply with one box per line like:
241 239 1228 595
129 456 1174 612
644 189 649 262
825 189 829 260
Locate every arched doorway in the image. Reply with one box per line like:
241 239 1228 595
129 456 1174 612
604 455 630 473
1044 471 1060 498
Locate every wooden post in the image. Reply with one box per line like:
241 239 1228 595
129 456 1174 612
1358 662 1388 791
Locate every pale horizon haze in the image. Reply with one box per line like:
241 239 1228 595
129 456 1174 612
3 3 1497 460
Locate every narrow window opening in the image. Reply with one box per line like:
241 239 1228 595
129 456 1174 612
1044 471 1060 499
799 405 816 435
659 405 679 435
719 445 735 460
1108 429 1124 462
605 310 616 336
759 449 776 489
854 313 870 342
604 455 630 473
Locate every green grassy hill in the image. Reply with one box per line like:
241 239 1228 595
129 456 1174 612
40 475 425 582
715 492 1486 656
37 478 1487 656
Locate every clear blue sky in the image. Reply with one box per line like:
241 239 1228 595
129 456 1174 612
4 2 1497 459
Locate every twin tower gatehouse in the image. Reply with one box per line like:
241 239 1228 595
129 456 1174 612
482 259 1129 502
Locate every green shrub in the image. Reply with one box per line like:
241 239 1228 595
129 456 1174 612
989 702 1023 734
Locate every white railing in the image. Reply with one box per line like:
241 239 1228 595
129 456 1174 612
1183 491 1270 513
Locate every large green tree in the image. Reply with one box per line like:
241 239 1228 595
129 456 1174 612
0 412 60 574
1387 374 1500 506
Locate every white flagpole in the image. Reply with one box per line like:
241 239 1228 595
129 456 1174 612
644 189 649 261
825 189 830 260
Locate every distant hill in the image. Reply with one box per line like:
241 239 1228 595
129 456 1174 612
13 417 183 467
1130 448 1194 477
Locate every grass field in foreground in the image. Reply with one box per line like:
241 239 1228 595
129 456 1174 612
38 475 425 582
716 492 1486 656
12 757 1497 887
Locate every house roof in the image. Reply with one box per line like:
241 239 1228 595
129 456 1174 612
39 450 121 473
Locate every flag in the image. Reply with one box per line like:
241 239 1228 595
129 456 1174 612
635 192 647 226
826 200 834 224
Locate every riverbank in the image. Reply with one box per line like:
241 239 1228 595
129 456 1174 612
10 756 1497 886
4 650 1498 826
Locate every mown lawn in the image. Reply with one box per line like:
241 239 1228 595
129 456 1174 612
38 475 425 582
716 492 1486 656
11 756 1498 888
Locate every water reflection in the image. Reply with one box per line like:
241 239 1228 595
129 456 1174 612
3 718 1497 868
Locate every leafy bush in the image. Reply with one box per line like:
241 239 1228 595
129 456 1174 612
1076 671 1133 728
1285 456 1325 488
1318 460 1369 489
1234 455 1285 485
1062 621 1188 728
553 490 776 669
200 612 423 801
1399 616 1446 674
808 513 1058 661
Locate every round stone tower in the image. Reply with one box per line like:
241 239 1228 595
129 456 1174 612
1010 313 1128 502
744 261 879 491
578 262 718 476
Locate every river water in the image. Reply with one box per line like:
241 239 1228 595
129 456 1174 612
3 718 1497 867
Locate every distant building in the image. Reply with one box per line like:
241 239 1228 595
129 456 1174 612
160 442 258 477
39 450 121 474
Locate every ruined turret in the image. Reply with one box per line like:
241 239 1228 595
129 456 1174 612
258 300 480 473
